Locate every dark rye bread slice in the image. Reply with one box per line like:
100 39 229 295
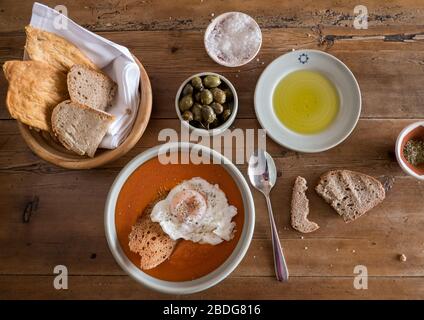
128 195 177 270
67 65 117 111
315 170 385 222
291 176 319 233
51 100 114 157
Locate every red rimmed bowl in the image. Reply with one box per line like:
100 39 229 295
395 121 424 180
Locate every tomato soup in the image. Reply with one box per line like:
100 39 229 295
115 154 244 282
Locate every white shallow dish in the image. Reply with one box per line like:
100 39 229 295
104 142 255 294
395 121 424 181
254 49 362 153
175 72 238 136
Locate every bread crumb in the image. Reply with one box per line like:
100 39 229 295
399 254 407 262
336 248 339 252
352 249 356 253
300 236 304 239
304 246 308 250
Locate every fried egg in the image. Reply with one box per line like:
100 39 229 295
150 177 237 245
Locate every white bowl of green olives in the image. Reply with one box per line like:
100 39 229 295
175 72 238 136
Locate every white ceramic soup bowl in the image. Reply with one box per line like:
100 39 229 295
254 49 362 153
104 142 255 294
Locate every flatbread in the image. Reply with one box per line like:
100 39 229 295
3 60 69 131
25 25 99 74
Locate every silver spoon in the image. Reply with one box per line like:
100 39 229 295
248 149 289 282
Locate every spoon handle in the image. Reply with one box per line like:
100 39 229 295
265 195 289 282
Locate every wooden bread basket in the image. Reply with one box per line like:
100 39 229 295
18 55 152 169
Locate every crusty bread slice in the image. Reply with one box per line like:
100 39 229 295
25 26 99 74
51 100 114 157
129 195 177 270
68 65 117 111
3 60 68 131
315 170 385 222
291 176 319 233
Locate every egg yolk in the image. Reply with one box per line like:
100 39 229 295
170 189 207 223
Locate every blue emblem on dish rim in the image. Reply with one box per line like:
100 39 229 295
298 53 309 64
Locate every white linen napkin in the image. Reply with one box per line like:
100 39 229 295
29 2 140 149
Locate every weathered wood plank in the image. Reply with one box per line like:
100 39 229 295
2 29 424 120
1 0 424 33
0 118 417 168
1 275 423 299
1 235 423 277
0 118 423 278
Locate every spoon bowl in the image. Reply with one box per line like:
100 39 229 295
248 150 277 194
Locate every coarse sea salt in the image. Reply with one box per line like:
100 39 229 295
205 12 262 67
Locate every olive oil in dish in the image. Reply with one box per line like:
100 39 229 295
273 70 339 134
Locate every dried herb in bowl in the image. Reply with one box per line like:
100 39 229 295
403 139 424 166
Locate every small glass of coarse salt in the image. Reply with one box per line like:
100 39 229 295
204 12 262 67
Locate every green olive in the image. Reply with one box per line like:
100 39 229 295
222 108 232 122
182 110 193 122
191 76 204 91
194 91 201 102
200 89 213 105
211 88 226 104
201 105 217 124
210 102 224 115
182 83 194 96
179 94 193 112
223 88 233 101
191 103 203 122
203 75 221 88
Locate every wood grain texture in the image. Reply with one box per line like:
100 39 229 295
1 0 424 299
2 28 424 120
1 276 424 300
1 0 424 33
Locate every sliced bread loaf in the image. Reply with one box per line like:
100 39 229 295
129 196 177 270
315 170 385 222
51 100 114 157
291 176 319 233
67 65 117 111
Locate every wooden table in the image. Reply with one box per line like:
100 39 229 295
1 0 424 300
